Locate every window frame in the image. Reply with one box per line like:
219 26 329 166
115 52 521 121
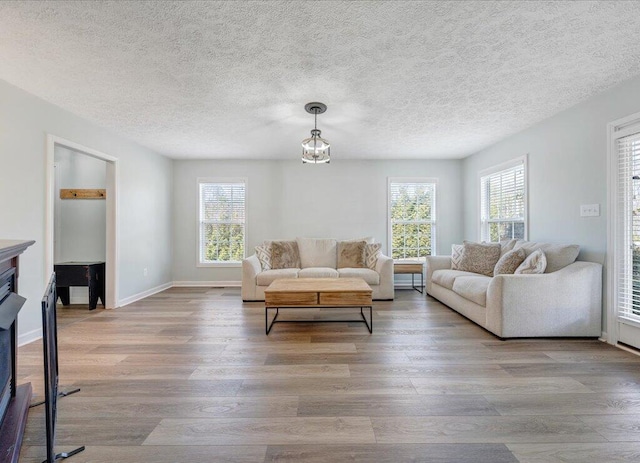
387 177 437 261
196 177 248 268
478 155 528 243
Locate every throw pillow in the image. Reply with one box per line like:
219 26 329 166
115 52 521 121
337 240 367 268
493 248 526 275
271 241 301 269
499 239 517 257
255 245 272 271
458 241 501 277
451 244 463 270
365 243 382 270
515 248 547 274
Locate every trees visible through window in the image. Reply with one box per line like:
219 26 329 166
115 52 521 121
480 159 526 242
388 179 436 260
198 179 246 264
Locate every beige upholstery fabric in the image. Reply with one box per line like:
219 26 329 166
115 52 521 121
298 267 339 278
493 248 526 275
499 239 517 256
452 275 491 306
296 237 337 268
513 241 579 273
256 268 299 286
458 241 501 277
337 268 380 285
255 245 271 271
515 249 547 274
365 243 382 270
271 241 301 269
337 241 366 268
451 244 463 270
431 269 480 290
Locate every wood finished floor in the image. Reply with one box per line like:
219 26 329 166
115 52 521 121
16 287 640 462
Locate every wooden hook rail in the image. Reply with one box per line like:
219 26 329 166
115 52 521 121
60 189 106 200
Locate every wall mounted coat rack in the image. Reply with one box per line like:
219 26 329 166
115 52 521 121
59 189 106 200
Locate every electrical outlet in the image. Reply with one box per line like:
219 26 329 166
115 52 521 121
143 267 148 276
580 204 600 217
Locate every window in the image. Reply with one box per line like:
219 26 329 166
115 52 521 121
480 158 527 242
388 178 436 260
198 178 246 266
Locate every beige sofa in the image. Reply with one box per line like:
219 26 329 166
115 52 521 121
425 240 602 339
242 237 394 301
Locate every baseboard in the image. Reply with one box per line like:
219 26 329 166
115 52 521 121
118 282 173 307
599 331 608 343
18 327 43 347
172 280 241 287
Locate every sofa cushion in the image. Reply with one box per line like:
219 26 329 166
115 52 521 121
296 237 337 268
432 269 480 290
515 249 547 274
271 241 301 269
513 241 579 273
365 243 382 270
255 245 272 271
451 244 463 270
452 275 491 306
256 268 300 286
298 267 339 278
458 241 501 277
337 241 367 268
337 268 380 285
493 248 526 275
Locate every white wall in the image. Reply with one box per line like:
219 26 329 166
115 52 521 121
54 146 107 303
0 78 173 342
462 75 640 330
172 159 463 283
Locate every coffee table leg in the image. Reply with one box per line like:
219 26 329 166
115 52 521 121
360 306 373 334
266 307 279 335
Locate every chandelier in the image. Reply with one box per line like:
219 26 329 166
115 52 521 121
301 102 330 164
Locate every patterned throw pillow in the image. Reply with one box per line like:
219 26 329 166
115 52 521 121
458 241 501 277
451 244 463 269
337 241 367 268
255 245 271 271
271 241 301 269
515 249 547 274
365 243 382 270
493 248 526 275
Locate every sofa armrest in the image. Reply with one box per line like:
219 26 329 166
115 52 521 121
375 254 395 299
486 261 602 337
241 254 262 301
425 256 452 294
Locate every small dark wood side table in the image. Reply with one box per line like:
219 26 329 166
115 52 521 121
54 261 105 310
393 260 425 293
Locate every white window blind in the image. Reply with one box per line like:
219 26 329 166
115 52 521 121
480 162 526 242
389 180 436 260
199 181 246 264
616 131 640 321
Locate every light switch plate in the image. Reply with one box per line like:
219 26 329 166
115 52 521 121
580 204 600 217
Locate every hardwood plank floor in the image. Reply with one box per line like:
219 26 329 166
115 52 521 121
16 287 640 462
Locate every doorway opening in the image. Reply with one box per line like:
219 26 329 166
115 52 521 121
45 135 119 308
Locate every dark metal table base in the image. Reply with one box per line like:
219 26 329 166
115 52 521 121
411 272 424 293
266 306 373 335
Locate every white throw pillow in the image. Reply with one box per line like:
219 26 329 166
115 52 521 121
255 245 271 271
451 244 463 270
296 237 338 268
365 243 382 270
515 249 547 274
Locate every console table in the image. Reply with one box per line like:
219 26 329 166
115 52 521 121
54 261 105 310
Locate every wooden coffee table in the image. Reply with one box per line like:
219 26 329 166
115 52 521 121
264 278 373 334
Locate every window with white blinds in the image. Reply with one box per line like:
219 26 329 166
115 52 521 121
480 159 526 242
388 179 436 260
615 130 640 321
198 179 246 265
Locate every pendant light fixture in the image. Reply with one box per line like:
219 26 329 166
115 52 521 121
301 102 330 164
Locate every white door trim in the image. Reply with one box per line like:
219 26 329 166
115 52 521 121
45 134 119 308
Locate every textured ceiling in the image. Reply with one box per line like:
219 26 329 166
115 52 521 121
1 1 640 160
